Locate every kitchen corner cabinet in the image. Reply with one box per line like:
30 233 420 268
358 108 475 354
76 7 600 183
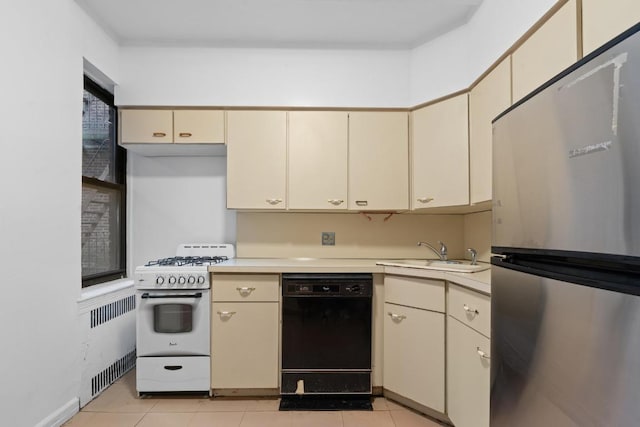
120 109 225 144
411 94 469 209
383 275 445 412
226 111 287 209
211 274 279 390
348 112 409 211
582 0 640 55
288 111 348 210
447 283 491 427
469 58 511 204
511 0 578 103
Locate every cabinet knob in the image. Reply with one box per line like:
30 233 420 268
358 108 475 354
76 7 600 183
178 132 193 137
152 132 167 137
266 198 283 205
463 304 479 316
236 287 256 296
217 311 236 320
355 200 368 207
477 347 490 360
417 197 434 203
327 199 344 206
387 312 406 322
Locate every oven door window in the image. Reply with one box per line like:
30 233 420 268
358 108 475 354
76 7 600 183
153 304 193 333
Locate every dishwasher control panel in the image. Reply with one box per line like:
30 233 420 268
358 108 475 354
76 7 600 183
283 274 372 297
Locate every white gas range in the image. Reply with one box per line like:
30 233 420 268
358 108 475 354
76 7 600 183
135 243 234 394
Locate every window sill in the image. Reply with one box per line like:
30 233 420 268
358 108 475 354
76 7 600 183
78 278 135 313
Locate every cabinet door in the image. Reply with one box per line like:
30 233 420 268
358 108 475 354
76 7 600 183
288 111 348 209
174 110 225 144
469 58 511 204
582 0 640 55
383 303 444 412
512 0 578 102
211 302 279 389
348 112 409 211
120 110 173 143
226 111 287 209
447 317 490 427
411 94 469 209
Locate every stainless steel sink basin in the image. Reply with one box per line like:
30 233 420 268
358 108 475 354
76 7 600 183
386 259 490 273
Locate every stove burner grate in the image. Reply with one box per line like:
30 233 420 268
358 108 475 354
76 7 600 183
145 256 228 267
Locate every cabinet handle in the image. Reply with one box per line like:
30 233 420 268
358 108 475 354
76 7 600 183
266 198 283 205
178 132 192 137
417 197 434 203
327 199 344 206
387 312 406 322
477 347 491 360
152 132 167 137
463 304 479 315
355 200 368 207
236 287 256 296
217 311 236 319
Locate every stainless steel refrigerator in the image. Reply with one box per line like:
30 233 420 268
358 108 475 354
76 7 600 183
491 23 640 427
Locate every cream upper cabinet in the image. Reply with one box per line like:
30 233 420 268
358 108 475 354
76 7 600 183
512 0 579 102
582 0 640 55
174 110 224 144
383 275 445 412
469 58 511 204
226 111 287 209
348 112 409 211
411 94 469 209
120 109 225 144
447 316 491 427
120 109 173 143
288 111 348 210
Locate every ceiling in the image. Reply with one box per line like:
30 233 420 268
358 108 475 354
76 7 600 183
76 0 484 50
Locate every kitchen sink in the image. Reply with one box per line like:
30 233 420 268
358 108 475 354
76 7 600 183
385 259 490 273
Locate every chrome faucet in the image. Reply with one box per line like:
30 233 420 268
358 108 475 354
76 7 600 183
467 248 478 265
417 241 448 261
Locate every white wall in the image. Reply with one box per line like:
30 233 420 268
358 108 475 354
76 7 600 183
409 0 558 104
128 155 236 271
0 2 120 426
116 47 410 107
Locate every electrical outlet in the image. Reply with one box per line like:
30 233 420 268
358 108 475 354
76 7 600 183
321 232 335 246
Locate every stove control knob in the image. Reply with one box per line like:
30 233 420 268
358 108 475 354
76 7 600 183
187 276 196 285
197 275 206 285
156 276 165 286
178 276 186 285
168 276 177 285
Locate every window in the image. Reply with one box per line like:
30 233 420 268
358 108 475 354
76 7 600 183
82 76 126 287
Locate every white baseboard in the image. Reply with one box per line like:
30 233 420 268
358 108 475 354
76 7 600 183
35 398 79 427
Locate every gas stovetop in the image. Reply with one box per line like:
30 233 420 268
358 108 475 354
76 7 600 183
135 243 234 290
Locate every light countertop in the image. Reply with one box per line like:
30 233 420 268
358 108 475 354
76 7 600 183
209 258 491 295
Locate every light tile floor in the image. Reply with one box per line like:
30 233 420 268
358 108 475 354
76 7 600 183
64 370 446 427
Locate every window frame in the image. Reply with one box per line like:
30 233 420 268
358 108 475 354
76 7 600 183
82 76 127 288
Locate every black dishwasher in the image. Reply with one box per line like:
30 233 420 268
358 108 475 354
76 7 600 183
281 273 373 396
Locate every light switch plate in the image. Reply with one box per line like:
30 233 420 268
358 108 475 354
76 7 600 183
322 232 335 246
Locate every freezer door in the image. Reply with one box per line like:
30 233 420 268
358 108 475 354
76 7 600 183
491 265 640 426
492 27 640 256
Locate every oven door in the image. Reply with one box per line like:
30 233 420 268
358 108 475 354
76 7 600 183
136 289 210 357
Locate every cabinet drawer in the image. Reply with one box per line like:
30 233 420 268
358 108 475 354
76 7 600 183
384 275 444 312
212 274 279 302
448 283 490 337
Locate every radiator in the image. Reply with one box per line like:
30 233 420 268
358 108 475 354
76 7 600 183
78 281 136 407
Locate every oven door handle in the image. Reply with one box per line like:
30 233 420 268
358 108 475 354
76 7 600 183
140 292 203 299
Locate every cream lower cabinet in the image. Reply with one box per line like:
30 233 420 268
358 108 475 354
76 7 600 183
411 94 469 209
447 283 491 427
211 274 279 390
447 317 490 427
226 111 287 209
348 112 409 211
383 275 445 412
